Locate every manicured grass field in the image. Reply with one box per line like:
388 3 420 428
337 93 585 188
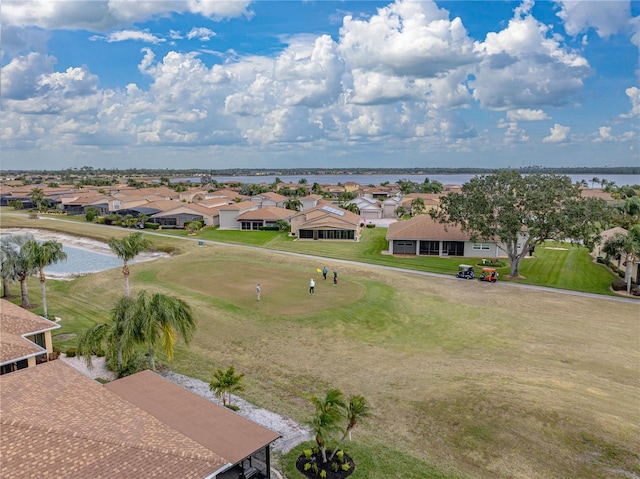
2 211 637 478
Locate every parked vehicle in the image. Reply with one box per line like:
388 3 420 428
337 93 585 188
478 267 498 283
456 264 475 279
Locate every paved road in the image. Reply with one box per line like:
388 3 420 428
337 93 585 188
13 216 640 305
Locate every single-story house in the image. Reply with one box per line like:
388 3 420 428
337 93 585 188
386 215 526 258
149 203 219 228
290 205 361 241
236 206 296 230
218 201 259 230
0 362 280 478
346 197 383 220
0 299 60 375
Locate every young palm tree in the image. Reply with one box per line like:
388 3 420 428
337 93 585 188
329 394 371 461
28 187 45 212
209 366 245 407
284 198 302 212
108 232 153 297
77 295 138 372
309 389 346 463
134 291 196 370
341 202 360 215
24 240 67 318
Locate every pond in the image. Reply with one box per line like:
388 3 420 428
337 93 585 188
44 244 125 277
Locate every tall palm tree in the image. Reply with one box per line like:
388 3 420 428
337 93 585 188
6 234 38 308
24 240 67 318
309 389 346 463
28 187 45 212
329 394 371 460
284 197 302 211
209 366 245 407
0 235 20 298
108 232 153 297
603 224 640 293
134 291 196 370
77 295 138 372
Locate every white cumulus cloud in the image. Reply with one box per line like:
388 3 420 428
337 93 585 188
543 123 571 143
186 27 216 41
555 0 632 38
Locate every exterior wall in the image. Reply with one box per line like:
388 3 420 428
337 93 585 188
219 209 241 230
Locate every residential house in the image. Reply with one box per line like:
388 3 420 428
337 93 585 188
236 206 296 230
250 192 288 208
401 193 441 215
346 197 383 221
0 299 60 375
386 215 527 258
219 201 259 230
299 194 323 211
148 203 219 228
0 362 280 478
290 205 361 241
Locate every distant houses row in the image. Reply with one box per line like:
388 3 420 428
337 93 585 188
0 181 616 260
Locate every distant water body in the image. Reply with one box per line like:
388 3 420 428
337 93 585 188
177 174 639 187
44 245 123 276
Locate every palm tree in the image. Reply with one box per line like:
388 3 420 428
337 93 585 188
77 295 138 373
329 394 371 460
284 198 302 211
134 291 196 370
7 234 38 308
411 197 426 215
24 240 67 318
108 232 153 297
341 202 360 215
309 389 346 463
603 224 640 293
28 187 45 212
209 366 245 407
0 235 20 298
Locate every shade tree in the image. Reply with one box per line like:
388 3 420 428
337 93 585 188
432 171 611 277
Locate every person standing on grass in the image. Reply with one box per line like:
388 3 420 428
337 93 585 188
333 270 338 286
309 278 315 295
256 283 261 301
322 266 328 280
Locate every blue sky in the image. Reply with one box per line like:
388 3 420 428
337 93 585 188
1 0 638 170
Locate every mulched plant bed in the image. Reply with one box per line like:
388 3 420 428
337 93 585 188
295 449 355 479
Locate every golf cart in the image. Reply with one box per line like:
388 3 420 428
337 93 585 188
456 264 475 280
478 267 498 283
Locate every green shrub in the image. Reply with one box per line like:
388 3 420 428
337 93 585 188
336 450 344 462
303 449 313 460
331 462 339 472
259 225 280 231
144 222 160 230
304 463 312 471
96 216 106 224
611 278 627 291
224 404 240 411
320 470 327 478
366 223 376 228
341 462 351 471
65 348 77 357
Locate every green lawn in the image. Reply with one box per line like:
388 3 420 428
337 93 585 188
2 212 637 479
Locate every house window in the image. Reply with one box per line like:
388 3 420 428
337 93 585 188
442 241 464 256
241 222 252 230
299 229 314 239
419 241 439 255
473 243 491 250
317 229 354 240
31 333 46 348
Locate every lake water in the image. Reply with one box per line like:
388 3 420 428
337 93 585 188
44 245 124 276
175 173 639 187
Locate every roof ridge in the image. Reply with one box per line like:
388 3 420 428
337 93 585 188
0 418 225 463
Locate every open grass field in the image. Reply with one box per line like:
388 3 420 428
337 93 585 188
2 212 637 479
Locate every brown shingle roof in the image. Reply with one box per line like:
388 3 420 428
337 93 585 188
386 215 473 241
237 206 295 220
0 300 60 364
105 370 281 464
0 361 229 478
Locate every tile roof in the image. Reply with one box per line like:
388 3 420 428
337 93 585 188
0 362 231 478
0 300 60 364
